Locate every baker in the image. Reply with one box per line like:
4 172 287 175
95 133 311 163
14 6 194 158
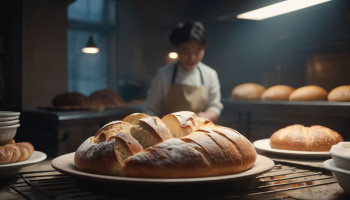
144 22 223 122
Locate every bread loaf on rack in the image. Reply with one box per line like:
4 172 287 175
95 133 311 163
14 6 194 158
74 111 257 178
289 85 327 101
261 85 295 100
327 85 350 102
270 124 343 151
0 141 34 164
231 83 266 100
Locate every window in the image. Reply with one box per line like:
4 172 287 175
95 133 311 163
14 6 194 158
67 0 116 95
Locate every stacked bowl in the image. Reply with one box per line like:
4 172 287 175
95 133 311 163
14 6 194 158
0 111 20 145
323 142 350 194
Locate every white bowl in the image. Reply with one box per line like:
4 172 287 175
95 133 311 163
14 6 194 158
0 119 19 127
0 116 19 122
323 159 350 194
0 124 20 145
330 142 350 171
0 111 20 118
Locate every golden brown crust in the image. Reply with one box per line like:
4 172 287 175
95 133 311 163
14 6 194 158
231 83 266 100
75 112 257 178
94 121 135 142
123 127 256 178
122 113 150 124
0 142 34 164
74 137 124 175
113 132 143 155
270 124 344 151
161 111 198 138
196 117 215 129
261 85 295 100
289 85 328 101
327 85 350 102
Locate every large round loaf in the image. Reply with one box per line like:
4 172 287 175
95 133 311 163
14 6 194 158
270 124 343 151
123 126 256 178
231 83 266 100
74 111 257 178
261 85 295 100
327 85 350 102
289 85 327 101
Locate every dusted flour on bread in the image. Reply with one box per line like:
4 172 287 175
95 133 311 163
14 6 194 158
74 111 257 178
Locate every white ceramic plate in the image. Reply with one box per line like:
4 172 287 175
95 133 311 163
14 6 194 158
51 153 275 185
253 138 330 158
0 151 47 179
0 111 20 118
0 116 19 122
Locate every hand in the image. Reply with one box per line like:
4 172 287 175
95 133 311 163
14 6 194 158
197 110 218 122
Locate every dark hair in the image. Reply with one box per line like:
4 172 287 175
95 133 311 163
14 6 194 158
169 22 208 48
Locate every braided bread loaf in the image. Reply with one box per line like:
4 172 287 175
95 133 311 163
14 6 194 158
74 111 257 178
0 140 35 164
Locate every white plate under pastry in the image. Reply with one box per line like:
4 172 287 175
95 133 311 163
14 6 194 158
0 151 47 179
51 153 274 196
253 138 330 158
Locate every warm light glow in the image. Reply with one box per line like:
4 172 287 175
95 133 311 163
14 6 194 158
168 52 178 59
82 47 100 54
237 0 332 20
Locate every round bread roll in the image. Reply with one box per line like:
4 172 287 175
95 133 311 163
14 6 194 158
327 85 350 102
270 124 343 151
74 111 257 178
261 85 295 100
231 83 266 100
289 85 327 101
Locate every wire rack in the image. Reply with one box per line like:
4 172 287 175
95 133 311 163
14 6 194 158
2 162 341 200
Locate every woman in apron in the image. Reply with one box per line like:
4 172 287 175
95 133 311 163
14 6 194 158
144 22 223 122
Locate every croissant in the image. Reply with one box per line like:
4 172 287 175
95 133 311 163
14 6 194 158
0 141 34 164
74 111 257 178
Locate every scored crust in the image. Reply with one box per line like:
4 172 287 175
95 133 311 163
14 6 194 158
161 111 198 138
75 111 258 178
123 126 257 178
270 124 344 151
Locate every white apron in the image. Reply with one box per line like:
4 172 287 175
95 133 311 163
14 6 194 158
162 63 208 116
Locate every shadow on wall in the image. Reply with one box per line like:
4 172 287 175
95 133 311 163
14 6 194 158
117 79 148 102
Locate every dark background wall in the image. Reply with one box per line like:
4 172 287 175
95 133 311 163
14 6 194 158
0 0 350 110
115 0 350 99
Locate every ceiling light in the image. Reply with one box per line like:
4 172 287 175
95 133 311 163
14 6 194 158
237 0 332 20
82 35 100 54
168 52 178 59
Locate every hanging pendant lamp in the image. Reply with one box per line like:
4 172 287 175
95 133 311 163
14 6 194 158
82 35 100 54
